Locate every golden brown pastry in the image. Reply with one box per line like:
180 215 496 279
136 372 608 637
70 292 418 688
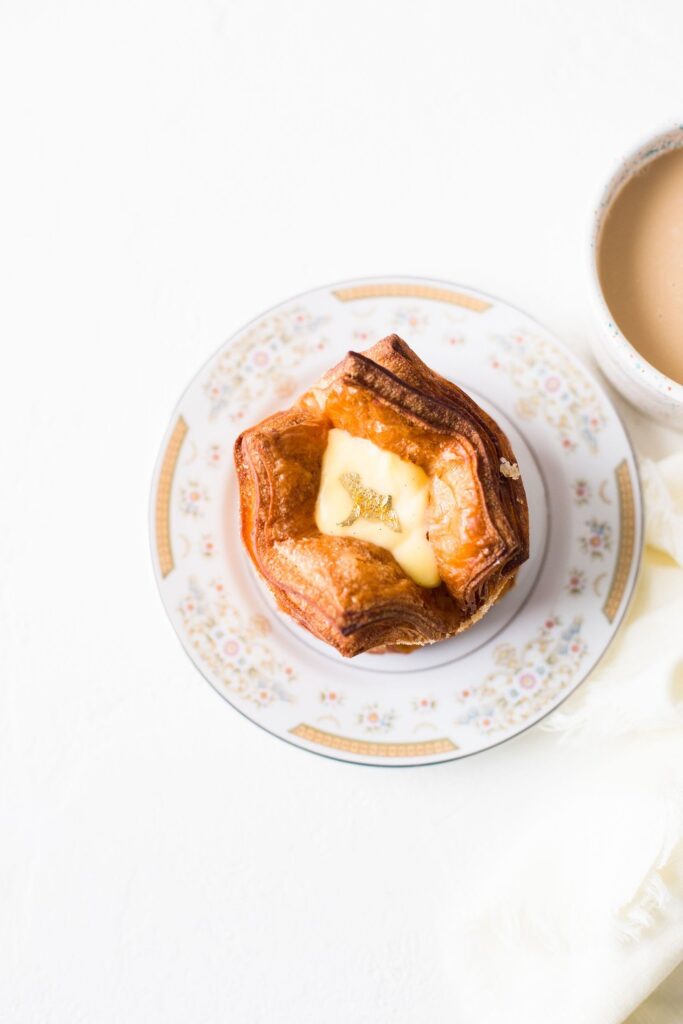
234 335 529 657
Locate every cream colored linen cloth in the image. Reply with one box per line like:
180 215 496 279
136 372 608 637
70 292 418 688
441 449 683 1024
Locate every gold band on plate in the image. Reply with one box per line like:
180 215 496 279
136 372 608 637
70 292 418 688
602 459 636 623
290 723 457 758
332 282 491 313
155 416 188 578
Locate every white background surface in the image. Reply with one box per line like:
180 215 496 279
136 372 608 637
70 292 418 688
1 1 682 1021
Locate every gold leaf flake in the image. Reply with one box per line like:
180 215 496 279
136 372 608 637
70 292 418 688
338 472 402 532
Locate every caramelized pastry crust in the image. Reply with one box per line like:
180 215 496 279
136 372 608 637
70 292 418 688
234 335 529 657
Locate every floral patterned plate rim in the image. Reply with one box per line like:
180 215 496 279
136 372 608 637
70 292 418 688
150 276 643 767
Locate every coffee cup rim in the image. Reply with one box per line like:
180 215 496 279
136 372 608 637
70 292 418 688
589 121 683 408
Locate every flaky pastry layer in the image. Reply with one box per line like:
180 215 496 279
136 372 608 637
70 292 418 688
234 335 529 657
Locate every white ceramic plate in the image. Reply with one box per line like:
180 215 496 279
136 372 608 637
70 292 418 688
150 277 643 766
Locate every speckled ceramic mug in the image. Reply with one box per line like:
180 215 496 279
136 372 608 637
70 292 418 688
589 123 683 430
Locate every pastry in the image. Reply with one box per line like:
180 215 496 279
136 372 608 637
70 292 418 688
234 334 529 657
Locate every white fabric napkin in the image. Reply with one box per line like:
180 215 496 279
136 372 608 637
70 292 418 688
442 453 683 1024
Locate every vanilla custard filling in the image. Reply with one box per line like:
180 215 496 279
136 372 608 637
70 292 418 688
315 428 440 588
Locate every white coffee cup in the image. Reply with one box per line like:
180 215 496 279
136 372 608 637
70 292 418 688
588 122 683 430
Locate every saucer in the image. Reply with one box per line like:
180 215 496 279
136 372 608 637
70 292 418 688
150 277 643 765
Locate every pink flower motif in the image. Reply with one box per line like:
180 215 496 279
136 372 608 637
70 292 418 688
573 479 591 505
394 308 427 333
580 519 612 559
180 481 208 516
413 696 436 712
253 350 269 367
545 376 561 392
519 673 536 690
357 703 395 733
565 569 586 595
320 689 344 705
412 697 437 711
253 687 275 707
207 444 222 467
223 639 239 657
